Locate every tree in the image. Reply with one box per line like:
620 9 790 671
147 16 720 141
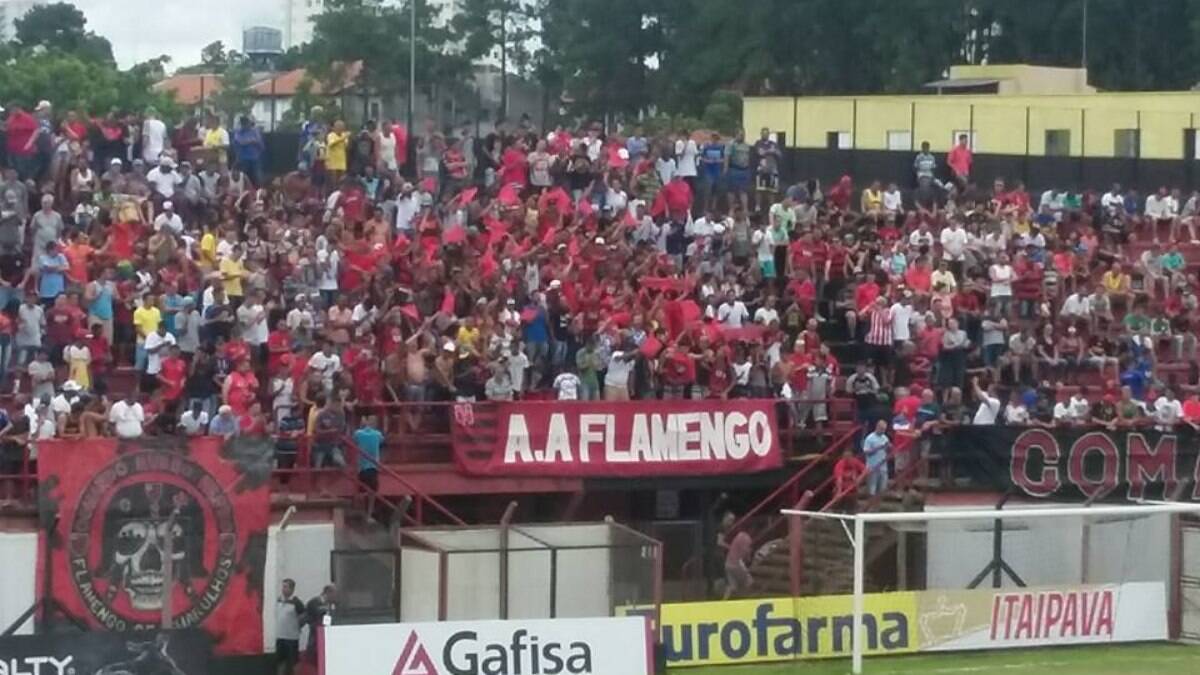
209 65 255 125
14 2 114 64
0 50 178 116
200 40 228 68
452 0 538 119
302 0 470 123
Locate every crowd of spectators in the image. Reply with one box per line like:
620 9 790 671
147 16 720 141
1 101 1200 501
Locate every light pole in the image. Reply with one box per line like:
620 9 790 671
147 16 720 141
408 0 417 176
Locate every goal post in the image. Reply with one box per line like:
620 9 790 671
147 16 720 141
783 502 1200 674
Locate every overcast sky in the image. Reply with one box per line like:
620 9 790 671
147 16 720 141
74 0 282 70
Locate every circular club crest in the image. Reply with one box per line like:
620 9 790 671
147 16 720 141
67 450 238 631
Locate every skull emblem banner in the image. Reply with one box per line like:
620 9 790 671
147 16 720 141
37 437 272 655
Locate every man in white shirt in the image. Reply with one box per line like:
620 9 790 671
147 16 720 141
237 291 270 348
1153 389 1184 432
153 201 184 235
1060 291 1092 323
971 378 1001 424
145 156 182 199
1145 186 1177 244
553 369 581 400
908 222 935 249
394 183 419 234
1101 183 1124 218
142 323 176 377
718 293 750 327
308 342 342 390
141 108 168 163
882 183 903 214
109 392 145 439
1068 391 1092 423
604 346 637 401
753 296 780 326
889 293 916 344
178 400 210 436
940 220 968 276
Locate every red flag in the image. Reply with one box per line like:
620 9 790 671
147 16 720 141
440 287 456 315
480 248 498 279
420 177 436 193
400 304 421 321
539 187 573 214
578 198 594 217
498 184 520 206
454 187 479 208
567 236 581 257
484 216 508 246
443 225 468 245
640 335 663 358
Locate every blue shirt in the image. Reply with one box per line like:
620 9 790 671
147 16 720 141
162 293 184 334
700 143 725 179
523 307 549 344
354 426 384 471
626 136 648 160
37 253 67 299
862 432 890 470
233 127 263 162
88 280 114 320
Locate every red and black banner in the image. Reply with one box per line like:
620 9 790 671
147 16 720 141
0 629 211 674
452 400 783 478
946 427 1200 501
36 437 274 655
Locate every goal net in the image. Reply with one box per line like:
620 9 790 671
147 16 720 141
782 502 1200 674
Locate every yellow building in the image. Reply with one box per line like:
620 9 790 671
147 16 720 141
744 65 1200 161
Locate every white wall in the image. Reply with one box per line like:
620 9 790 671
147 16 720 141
515 524 613 618
262 522 335 652
925 505 1169 590
399 548 440 622
0 532 36 635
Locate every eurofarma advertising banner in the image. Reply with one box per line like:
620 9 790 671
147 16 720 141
320 617 653 675
0 629 210 675
36 437 274 655
632 582 1167 667
452 400 783 477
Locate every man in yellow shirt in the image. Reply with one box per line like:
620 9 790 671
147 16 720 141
199 224 218 271
219 246 247 305
132 294 162 371
203 114 230 167
325 120 349 183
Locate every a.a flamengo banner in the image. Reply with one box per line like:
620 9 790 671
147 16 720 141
320 617 653 675
36 437 274 655
0 629 210 674
452 400 783 477
945 427 1200 501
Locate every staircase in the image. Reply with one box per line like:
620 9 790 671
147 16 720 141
748 490 926 598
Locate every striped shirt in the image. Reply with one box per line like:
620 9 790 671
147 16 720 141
865 306 893 346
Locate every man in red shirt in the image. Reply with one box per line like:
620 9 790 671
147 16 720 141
947 134 973 186
833 447 866 509
5 105 40 180
158 344 188 407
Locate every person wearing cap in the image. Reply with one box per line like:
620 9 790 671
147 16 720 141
153 200 184 236
147 155 182 203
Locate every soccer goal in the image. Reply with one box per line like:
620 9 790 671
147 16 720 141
782 501 1200 674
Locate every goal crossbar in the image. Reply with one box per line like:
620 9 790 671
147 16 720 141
780 502 1200 674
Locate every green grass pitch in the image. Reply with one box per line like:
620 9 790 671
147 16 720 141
674 642 1200 674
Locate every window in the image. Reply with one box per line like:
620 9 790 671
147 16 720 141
826 131 852 150
1114 129 1140 158
886 130 912 151
951 130 978 150
1044 129 1071 157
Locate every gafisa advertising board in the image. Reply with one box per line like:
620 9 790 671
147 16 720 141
320 616 653 675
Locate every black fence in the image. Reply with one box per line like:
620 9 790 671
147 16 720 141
782 148 1200 196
